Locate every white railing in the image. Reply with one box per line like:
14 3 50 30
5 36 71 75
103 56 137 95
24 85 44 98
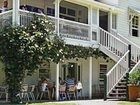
19 10 56 26
129 60 140 74
59 18 90 41
106 50 129 95
0 10 12 27
19 10 90 41
99 27 128 58
111 29 140 63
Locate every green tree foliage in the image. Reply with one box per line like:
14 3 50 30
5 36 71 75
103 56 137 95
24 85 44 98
0 16 108 103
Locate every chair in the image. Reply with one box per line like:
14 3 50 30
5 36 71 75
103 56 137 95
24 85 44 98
0 86 8 102
67 85 76 100
20 84 30 101
59 85 67 100
28 85 35 101
36 85 50 100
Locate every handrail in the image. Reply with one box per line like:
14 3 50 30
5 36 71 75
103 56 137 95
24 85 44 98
106 50 129 95
99 27 128 46
59 18 90 27
111 29 140 49
0 10 12 15
111 29 140 63
19 9 89 27
107 50 130 76
19 9 45 17
129 60 140 74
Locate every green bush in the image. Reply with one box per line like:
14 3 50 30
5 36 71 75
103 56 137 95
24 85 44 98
129 69 140 85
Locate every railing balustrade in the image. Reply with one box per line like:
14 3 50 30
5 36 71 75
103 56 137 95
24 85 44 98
59 18 90 41
0 10 12 28
111 29 140 63
106 50 129 96
19 10 90 41
99 27 128 58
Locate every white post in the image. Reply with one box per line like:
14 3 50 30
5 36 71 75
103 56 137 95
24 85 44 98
97 8 100 43
12 0 20 25
89 57 92 99
55 0 60 36
88 6 92 41
56 63 60 101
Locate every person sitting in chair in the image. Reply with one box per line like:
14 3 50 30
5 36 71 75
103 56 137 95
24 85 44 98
1 0 8 13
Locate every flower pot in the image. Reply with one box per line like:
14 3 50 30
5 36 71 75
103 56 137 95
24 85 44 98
128 85 139 101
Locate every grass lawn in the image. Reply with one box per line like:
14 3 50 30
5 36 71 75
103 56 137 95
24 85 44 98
1 102 76 105
118 101 140 105
29 102 76 105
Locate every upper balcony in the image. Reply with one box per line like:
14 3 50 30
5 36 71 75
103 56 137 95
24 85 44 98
0 0 120 47
0 0 99 47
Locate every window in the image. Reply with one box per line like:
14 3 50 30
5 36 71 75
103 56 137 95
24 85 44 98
39 61 50 79
47 7 55 16
92 31 97 40
132 16 139 37
99 64 107 94
60 6 76 21
67 9 76 16
60 6 66 14
112 13 117 29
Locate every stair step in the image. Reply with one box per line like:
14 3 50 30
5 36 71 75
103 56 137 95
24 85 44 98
110 92 126 95
115 85 126 88
118 82 126 84
107 96 126 99
112 89 126 92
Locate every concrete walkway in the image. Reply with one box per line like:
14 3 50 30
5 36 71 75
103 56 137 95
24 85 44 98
75 99 119 105
57 99 119 105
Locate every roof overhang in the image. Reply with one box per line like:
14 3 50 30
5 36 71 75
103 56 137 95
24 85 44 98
129 7 140 16
64 0 123 13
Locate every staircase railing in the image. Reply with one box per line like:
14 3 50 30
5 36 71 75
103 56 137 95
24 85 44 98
129 60 140 74
110 29 140 63
99 27 128 58
106 50 130 96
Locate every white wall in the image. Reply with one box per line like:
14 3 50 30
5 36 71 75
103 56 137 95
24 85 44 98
117 0 140 45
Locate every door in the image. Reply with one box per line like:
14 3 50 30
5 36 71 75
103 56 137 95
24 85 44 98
99 10 109 31
61 62 81 82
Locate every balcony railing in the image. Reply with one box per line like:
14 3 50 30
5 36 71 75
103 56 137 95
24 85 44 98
0 10 12 28
59 18 90 41
19 10 90 41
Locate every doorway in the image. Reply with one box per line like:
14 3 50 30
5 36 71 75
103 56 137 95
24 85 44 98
99 10 109 31
60 62 81 82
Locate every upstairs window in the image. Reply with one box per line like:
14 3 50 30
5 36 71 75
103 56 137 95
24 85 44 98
132 16 139 37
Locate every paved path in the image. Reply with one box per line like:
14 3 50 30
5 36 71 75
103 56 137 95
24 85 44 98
75 100 119 105
57 99 119 105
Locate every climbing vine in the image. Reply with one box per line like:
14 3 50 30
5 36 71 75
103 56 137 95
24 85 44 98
0 15 108 103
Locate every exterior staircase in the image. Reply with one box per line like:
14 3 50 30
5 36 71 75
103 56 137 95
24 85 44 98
99 27 140 100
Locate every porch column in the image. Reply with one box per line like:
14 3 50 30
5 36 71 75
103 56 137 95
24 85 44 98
56 63 60 101
89 57 92 99
55 0 60 36
88 5 93 41
97 8 100 43
12 0 20 25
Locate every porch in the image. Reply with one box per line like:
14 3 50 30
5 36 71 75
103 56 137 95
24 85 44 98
0 57 115 102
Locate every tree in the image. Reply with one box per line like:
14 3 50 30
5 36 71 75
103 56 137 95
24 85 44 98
0 16 108 103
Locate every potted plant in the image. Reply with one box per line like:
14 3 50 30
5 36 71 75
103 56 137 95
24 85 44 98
128 69 140 101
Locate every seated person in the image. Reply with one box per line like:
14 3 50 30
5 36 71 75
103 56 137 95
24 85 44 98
41 79 48 91
1 0 8 12
76 81 83 91
66 75 75 88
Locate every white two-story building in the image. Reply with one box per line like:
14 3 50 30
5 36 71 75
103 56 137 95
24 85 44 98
0 0 140 101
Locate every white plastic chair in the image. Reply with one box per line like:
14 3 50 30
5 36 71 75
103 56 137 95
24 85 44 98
0 85 8 102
